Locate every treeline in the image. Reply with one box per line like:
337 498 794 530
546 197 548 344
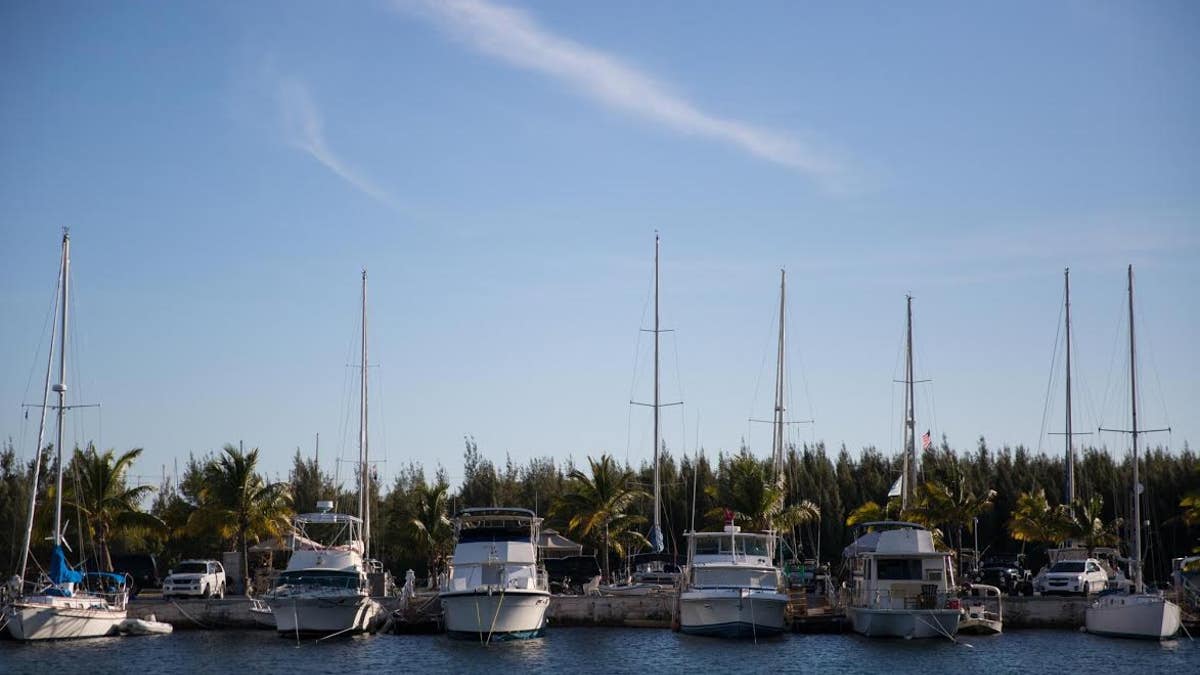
2 437 1197 587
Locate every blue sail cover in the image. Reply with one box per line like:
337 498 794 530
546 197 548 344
48 544 84 591
649 525 664 553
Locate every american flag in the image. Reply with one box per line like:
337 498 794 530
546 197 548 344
921 430 932 450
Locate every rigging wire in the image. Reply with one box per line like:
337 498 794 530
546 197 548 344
1035 286 1066 455
624 256 655 467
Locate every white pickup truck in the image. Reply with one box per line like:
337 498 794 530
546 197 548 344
162 559 226 599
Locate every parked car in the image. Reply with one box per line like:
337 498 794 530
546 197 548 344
111 553 161 596
163 560 226 599
978 554 1033 596
1035 558 1107 596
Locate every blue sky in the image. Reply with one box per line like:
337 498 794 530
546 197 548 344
2 1 1197 493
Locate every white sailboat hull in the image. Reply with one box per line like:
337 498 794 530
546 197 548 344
441 590 550 640
679 589 788 638
1085 594 1181 640
848 606 961 639
5 598 125 641
267 594 381 636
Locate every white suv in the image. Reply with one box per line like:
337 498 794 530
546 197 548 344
163 560 226 599
1035 558 1107 596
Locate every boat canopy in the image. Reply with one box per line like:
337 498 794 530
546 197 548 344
295 512 362 525
48 545 83 589
843 522 939 558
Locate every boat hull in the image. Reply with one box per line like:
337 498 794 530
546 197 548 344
5 599 125 641
267 594 381 637
678 590 788 638
847 606 961 639
1085 594 1181 640
441 590 550 640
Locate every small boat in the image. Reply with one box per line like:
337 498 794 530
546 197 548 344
678 521 789 638
5 231 130 641
958 584 1002 635
843 521 961 639
119 615 173 635
1085 266 1182 640
440 508 551 641
601 553 683 596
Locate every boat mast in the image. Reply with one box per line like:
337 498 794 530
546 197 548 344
1064 268 1075 506
901 295 916 511
652 234 662 552
16 232 64 583
359 268 370 558
52 230 71 549
772 269 786 482
1127 264 1141 594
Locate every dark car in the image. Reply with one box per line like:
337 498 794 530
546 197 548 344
111 553 162 595
978 554 1032 596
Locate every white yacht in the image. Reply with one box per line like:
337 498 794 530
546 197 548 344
5 231 129 641
440 508 551 641
678 524 788 638
266 504 381 636
843 521 961 639
1085 265 1182 640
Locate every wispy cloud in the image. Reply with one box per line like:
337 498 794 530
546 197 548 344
276 77 398 209
396 0 849 189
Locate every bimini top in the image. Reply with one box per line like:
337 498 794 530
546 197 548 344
295 511 363 525
843 521 939 558
457 507 537 520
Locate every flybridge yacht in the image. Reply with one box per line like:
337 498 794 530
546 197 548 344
843 521 961 639
678 521 789 638
440 508 551 641
266 502 382 636
5 231 130 641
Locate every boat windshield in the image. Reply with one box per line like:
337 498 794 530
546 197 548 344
693 535 771 557
693 567 778 590
1050 561 1086 573
274 570 361 590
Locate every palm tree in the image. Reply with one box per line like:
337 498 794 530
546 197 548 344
552 454 648 580
1067 494 1122 557
846 501 888 527
906 477 996 555
707 453 820 550
69 445 165 572
1007 488 1072 550
409 481 453 584
187 445 291 595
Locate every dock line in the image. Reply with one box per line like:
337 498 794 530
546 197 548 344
169 599 211 630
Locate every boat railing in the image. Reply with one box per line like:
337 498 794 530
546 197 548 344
857 587 959 611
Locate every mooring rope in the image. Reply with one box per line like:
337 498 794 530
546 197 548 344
168 599 210 629
486 586 507 645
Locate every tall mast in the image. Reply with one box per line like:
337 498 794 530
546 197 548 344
651 233 662 552
1128 264 1141 594
53 230 71 548
772 269 786 482
17 233 64 583
1064 268 1075 506
359 268 370 558
901 295 916 511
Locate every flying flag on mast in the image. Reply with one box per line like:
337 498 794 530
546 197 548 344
887 474 903 498
921 430 932 450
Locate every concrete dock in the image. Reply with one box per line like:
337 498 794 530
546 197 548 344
126 593 1165 633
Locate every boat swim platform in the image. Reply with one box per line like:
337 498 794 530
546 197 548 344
125 593 1097 632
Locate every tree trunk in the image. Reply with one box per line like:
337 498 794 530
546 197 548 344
240 519 249 597
603 522 610 582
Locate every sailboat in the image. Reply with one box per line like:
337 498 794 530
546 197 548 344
5 230 130 641
605 233 682 594
265 270 382 637
844 296 961 639
676 270 791 638
1085 265 1182 640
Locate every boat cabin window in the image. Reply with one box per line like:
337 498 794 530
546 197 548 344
459 525 531 543
875 558 924 580
1049 561 1085 573
692 535 771 557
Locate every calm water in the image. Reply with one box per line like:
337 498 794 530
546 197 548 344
2 627 1197 674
